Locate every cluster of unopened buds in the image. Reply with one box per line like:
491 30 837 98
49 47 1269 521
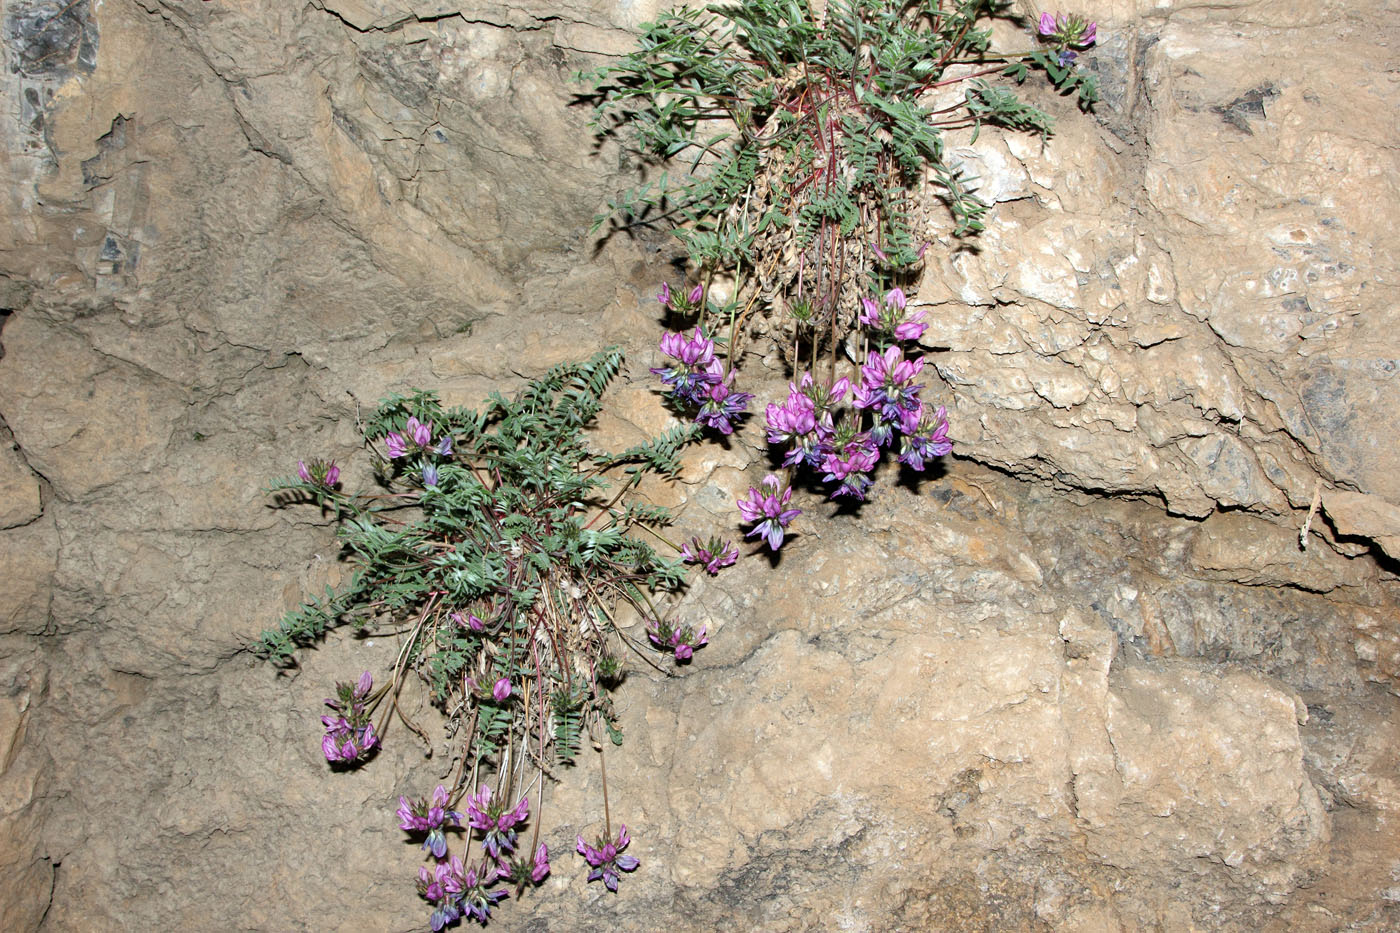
1037 10 1097 65
320 671 378 764
384 415 455 487
297 457 341 488
399 784 548 930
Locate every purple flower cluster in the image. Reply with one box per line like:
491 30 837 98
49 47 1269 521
680 535 738 575
821 429 880 501
647 617 709 662
463 784 531 861
577 825 640 892
398 785 463 859
652 284 754 434
657 281 705 314
737 473 802 551
296 457 341 488
385 416 454 462
1037 11 1097 64
320 671 378 764
853 346 924 428
765 372 848 469
651 327 721 407
897 404 953 472
695 376 755 436
401 783 547 930
416 856 507 930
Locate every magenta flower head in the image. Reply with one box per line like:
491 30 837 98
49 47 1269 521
492 677 512 702
463 784 531 859
854 346 924 424
821 433 879 500
297 460 312 483
321 672 378 765
577 824 640 892
407 416 434 447
695 377 753 435
648 618 708 662
680 535 739 575
651 328 723 406
398 784 463 858
657 281 672 308
385 432 409 459
898 404 953 472
532 842 550 882
687 283 704 305
737 473 802 551
1037 11 1096 49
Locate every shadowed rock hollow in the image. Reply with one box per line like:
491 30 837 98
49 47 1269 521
1 1 1397 930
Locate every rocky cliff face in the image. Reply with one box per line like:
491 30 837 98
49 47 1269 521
1 1 1396 930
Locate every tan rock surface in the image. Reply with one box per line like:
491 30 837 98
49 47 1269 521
0 0 1396 931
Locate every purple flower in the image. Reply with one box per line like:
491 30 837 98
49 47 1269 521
419 856 506 931
452 611 485 632
859 296 880 327
297 460 312 483
577 824 640 893
435 435 454 456
407 416 434 448
531 843 550 883
657 281 672 308
458 861 508 923
463 784 530 859
680 536 739 575
765 373 846 469
821 434 879 500
688 283 704 304
492 678 512 702
859 292 926 343
397 785 463 858
894 311 927 342
898 404 953 472
385 432 409 459
504 841 551 888
737 473 801 551
321 721 377 764
422 463 439 487
695 378 753 435
651 329 723 407
854 346 924 424
1037 11 1056 34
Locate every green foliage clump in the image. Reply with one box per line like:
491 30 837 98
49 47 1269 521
260 347 698 774
580 0 1098 367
